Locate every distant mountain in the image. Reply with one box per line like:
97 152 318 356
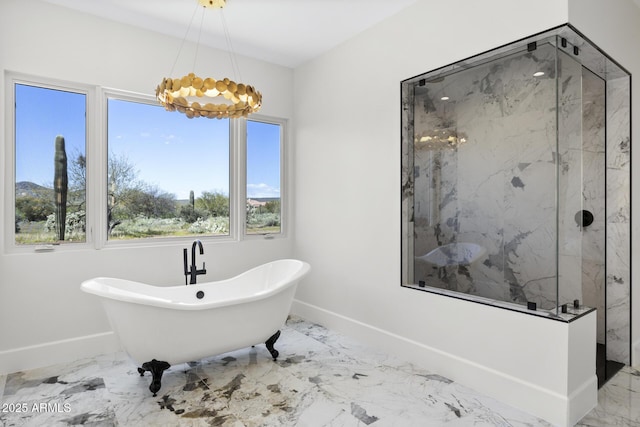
16 181 50 197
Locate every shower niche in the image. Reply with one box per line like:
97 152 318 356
401 25 630 384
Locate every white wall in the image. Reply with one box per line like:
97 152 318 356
567 0 640 365
293 0 569 325
290 0 610 425
0 0 294 371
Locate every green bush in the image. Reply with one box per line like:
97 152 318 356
179 205 207 223
196 191 229 217
118 187 177 219
15 196 54 221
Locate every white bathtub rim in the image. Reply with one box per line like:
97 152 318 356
81 259 310 311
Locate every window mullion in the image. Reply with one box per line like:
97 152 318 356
232 117 247 240
90 88 107 248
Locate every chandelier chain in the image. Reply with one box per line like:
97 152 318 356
170 2 200 78
220 9 241 82
193 7 206 73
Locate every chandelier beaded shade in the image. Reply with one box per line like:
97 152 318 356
155 0 262 119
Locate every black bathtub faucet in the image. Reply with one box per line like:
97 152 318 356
183 239 207 285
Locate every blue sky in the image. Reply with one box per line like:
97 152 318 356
15 84 280 200
247 120 281 199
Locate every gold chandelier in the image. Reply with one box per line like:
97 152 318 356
155 0 262 119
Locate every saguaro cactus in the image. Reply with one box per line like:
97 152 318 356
189 190 196 214
54 135 68 241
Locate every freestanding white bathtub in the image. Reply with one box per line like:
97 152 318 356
81 259 310 395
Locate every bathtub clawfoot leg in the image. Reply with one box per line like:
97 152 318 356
265 330 281 360
139 359 171 397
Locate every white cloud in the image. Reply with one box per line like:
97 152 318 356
247 183 280 198
161 133 176 145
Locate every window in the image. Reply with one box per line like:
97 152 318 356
106 96 230 240
13 82 88 245
246 119 282 235
6 73 286 250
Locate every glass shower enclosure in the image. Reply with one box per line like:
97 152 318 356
401 25 631 381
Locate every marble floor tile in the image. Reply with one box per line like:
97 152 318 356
0 316 636 426
576 366 640 426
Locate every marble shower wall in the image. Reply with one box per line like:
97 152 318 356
605 76 631 364
402 32 631 365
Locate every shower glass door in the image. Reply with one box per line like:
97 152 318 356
408 41 561 310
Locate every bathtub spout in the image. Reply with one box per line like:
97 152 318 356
185 240 207 285
137 359 171 396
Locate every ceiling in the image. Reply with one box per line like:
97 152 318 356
41 0 418 68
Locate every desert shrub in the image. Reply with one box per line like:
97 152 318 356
247 212 280 228
110 216 185 239
179 205 207 223
188 217 229 235
44 210 85 240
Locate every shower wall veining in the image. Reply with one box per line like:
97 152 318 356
408 43 630 364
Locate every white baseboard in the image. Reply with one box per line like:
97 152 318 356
568 375 599 426
291 299 596 427
0 332 121 375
